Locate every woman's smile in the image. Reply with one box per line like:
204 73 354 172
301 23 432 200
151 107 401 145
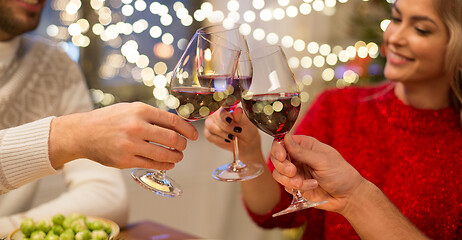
387 50 414 65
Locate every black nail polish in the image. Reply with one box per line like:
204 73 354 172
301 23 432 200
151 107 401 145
225 117 232 124
234 127 242 133
228 134 234 140
225 139 231 143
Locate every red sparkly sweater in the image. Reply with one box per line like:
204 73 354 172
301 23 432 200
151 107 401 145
246 84 462 239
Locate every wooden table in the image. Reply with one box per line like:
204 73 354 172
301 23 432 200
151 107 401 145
117 220 201 240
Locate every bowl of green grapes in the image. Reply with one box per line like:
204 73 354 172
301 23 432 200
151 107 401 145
7 213 119 240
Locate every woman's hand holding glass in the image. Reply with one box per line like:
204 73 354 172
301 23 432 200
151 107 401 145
204 106 263 166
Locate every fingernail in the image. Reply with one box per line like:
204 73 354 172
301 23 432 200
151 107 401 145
286 135 294 146
233 127 242 133
225 117 232 124
228 134 234 140
193 131 199 140
306 179 318 189
225 139 231 143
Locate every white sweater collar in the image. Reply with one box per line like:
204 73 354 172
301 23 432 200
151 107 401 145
0 37 21 71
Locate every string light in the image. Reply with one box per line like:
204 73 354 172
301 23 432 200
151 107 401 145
266 32 279 45
47 0 385 106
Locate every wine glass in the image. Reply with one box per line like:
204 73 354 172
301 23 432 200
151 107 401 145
198 24 264 182
241 45 327 217
131 32 241 197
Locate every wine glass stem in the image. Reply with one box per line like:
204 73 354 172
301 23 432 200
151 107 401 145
292 189 306 204
278 138 305 201
230 137 246 171
149 170 166 179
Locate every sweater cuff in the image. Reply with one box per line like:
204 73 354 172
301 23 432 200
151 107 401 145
0 117 57 190
243 184 293 227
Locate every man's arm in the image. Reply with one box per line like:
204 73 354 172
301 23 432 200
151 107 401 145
271 135 428 240
341 180 428 240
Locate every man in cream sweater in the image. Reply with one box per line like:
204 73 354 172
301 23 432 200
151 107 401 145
0 0 198 236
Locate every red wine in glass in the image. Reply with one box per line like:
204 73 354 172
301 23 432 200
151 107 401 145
171 75 233 121
222 76 252 112
242 45 327 216
241 93 301 140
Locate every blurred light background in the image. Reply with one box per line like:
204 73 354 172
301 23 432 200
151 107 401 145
33 0 392 111
31 0 393 239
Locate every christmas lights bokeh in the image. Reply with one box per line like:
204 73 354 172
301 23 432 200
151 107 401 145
34 0 393 109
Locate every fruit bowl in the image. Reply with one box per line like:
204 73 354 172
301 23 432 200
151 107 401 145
7 216 119 240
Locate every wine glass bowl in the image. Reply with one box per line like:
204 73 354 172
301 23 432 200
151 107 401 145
199 24 264 182
242 45 302 139
241 92 301 141
197 25 253 113
241 45 327 216
171 33 240 121
170 75 230 121
131 31 241 197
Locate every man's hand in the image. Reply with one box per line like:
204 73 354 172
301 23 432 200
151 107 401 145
270 134 365 213
49 102 198 170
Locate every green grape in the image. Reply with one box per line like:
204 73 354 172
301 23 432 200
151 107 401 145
67 213 86 222
20 218 36 237
91 230 108 240
87 220 104 231
44 232 59 240
18 214 115 240
75 230 91 240
101 222 112 235
52 214 65 226
59 229 74 240
62 217 73 230
30 231 46 240
71 219 88 233
52 225 64 235
36 220 52 233
44 235 59 240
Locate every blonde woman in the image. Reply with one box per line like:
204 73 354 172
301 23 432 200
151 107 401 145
204 0 461 239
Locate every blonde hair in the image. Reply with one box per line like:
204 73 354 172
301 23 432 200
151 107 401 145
433 0 462 110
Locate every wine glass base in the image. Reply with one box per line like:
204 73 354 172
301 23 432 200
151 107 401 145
212 162 263 182
131 169 182 198
272 200 328 217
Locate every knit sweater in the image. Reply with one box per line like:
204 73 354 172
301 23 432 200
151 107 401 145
247 84 462 239
0 36 128 237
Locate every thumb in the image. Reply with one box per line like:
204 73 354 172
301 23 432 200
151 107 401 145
284 134 320 168
232 107 244 122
